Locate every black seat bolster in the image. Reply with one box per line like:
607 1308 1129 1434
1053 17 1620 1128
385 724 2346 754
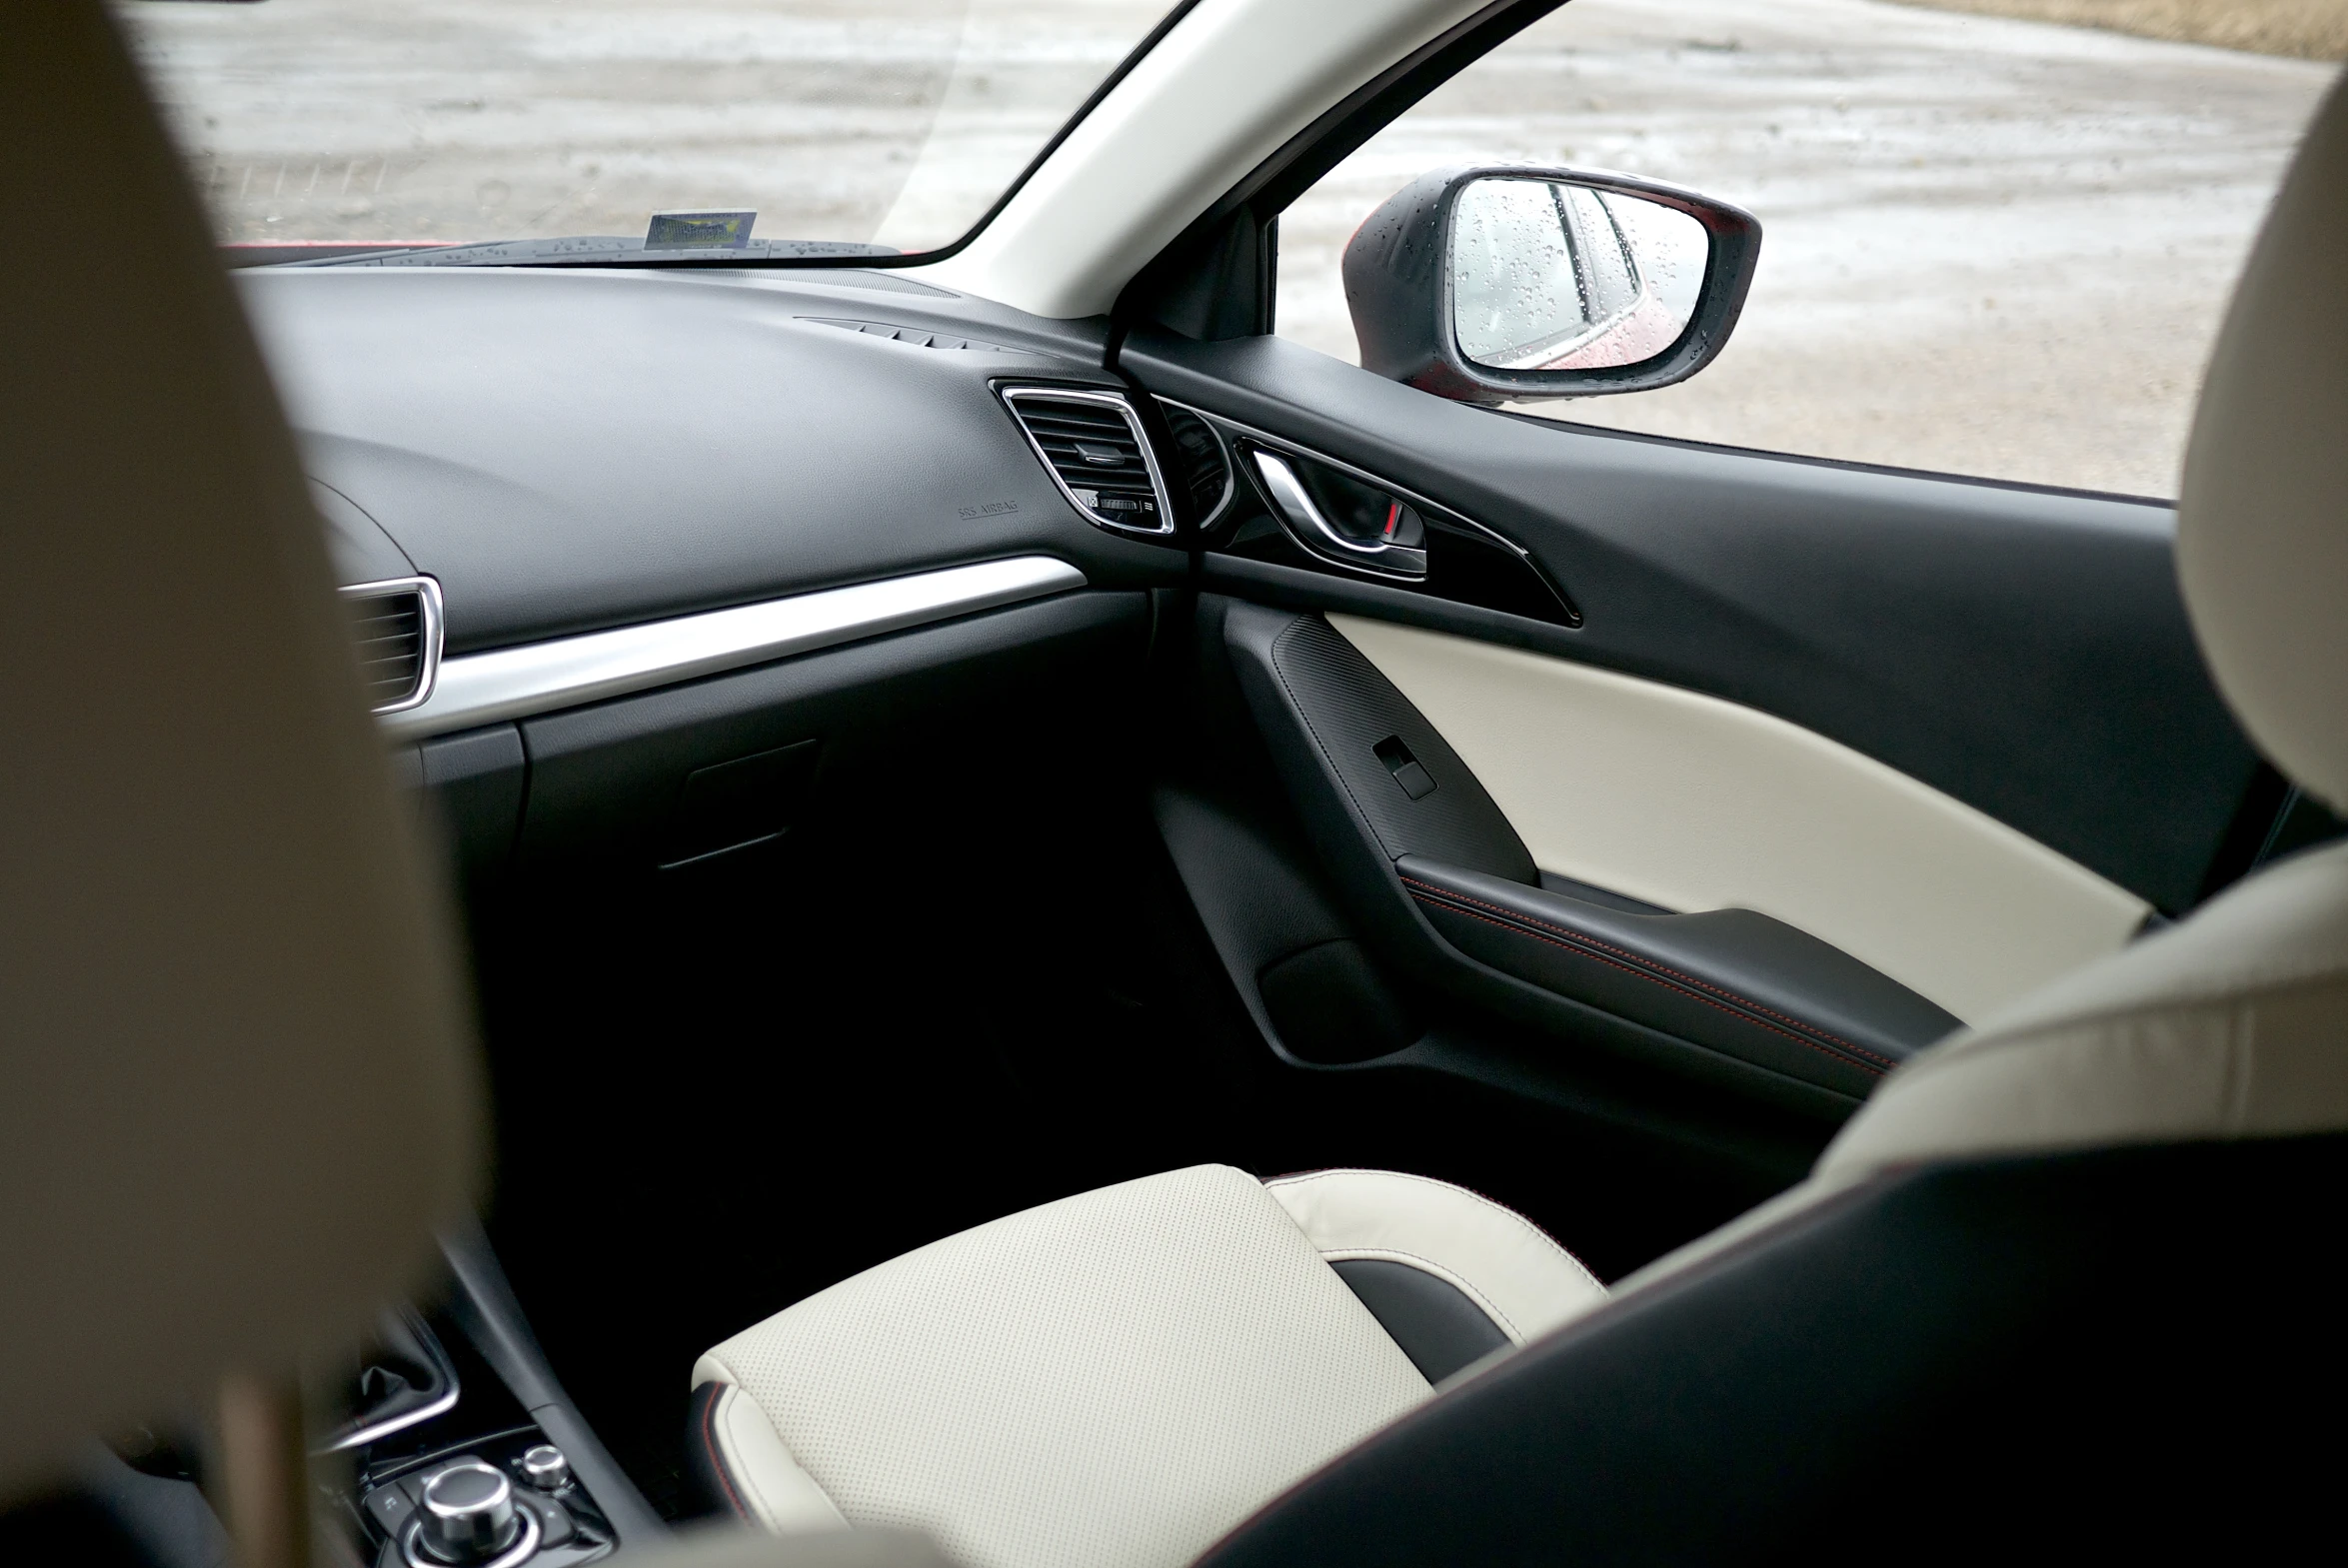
1396 854 1961 1098
1327 1259 1510 1385
1198 1133 2348 1566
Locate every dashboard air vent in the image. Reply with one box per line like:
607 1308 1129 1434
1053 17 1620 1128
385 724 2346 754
999 387 1174 537
340 576 444 715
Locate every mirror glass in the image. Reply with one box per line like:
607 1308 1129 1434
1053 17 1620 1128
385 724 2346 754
1449 178 1708 373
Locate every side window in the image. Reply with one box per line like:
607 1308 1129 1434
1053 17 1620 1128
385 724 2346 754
1274 0 2339 497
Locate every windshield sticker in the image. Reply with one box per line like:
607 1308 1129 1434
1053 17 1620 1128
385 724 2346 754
645 210 756 250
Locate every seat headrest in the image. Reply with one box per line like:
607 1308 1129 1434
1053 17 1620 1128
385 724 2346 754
2178 72 2348 810
0 3 483 1498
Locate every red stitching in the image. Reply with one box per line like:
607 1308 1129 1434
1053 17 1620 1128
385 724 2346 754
1400 874 1898 1069
696 1383 752 1521
1409 889 1884 1077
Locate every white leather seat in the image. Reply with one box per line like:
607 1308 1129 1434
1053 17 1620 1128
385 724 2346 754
690 1165 1602 1568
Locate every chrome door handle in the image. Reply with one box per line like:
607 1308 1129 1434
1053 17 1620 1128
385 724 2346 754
1250 451 1428 581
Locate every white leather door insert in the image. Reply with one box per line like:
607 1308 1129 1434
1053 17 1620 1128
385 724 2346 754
1330 615 2149 1022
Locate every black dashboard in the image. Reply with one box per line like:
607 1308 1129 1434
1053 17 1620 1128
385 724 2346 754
243 264 1195 905
243 265 1186 651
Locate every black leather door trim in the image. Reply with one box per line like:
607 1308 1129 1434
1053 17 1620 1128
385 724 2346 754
1399 855 1959 1099
1237 603 1536 880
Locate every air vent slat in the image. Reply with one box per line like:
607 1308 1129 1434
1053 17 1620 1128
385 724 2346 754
1035 440 1142 458
1021 410 1131 430
1026 428 1139 449
339 577 442 715
1000 389 1174 539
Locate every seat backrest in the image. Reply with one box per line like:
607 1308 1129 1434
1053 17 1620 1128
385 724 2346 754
0 0 482 1502
1794 68 2348 1190
2177 67 2348 818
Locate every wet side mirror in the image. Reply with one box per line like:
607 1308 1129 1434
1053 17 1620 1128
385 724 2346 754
1342 165 1761 404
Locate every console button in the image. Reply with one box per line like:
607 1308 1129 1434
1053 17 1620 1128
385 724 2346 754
518 1444 570 1492
362 1485 416 1540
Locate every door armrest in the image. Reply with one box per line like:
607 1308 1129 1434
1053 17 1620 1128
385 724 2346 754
1396 855 1961 1098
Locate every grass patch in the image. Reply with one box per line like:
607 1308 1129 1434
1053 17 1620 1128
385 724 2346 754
1891 0 2348 58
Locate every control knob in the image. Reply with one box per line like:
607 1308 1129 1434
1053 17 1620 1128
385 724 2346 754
415 1461 528 1565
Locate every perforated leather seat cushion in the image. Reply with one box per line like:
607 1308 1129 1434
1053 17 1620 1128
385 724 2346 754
696 1166 1439 1568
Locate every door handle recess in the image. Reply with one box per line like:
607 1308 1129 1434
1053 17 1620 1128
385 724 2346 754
1251 451 1428 581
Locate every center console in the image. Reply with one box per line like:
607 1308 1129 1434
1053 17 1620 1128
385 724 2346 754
351 1427 610 1568
327 1230 666 1568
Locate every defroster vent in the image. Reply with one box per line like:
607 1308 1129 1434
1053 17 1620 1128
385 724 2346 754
339 576 444 715
1000 387 1174 537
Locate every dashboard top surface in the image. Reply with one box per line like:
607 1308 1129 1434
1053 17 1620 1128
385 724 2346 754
240 265 1174 655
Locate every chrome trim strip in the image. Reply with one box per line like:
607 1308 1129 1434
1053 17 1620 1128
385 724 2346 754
999 386 1178 538
340 575 445 715
318 1309 461 1454
380 556 1087 741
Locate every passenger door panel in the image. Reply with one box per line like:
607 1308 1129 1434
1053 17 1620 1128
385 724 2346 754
1125 329 2260 1138
1125 329 2258 918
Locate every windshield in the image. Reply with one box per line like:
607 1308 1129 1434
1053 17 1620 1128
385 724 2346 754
115 0 1174 261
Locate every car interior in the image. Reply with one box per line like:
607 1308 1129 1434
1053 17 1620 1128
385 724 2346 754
5 1 2346 1565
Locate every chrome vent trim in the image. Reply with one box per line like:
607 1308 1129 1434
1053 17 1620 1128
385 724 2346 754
999 386 1176 538
1156 397 1237 532
379 555 1086 742
340 576 443 715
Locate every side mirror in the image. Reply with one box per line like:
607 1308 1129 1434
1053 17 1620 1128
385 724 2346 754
1342 165 1761 404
